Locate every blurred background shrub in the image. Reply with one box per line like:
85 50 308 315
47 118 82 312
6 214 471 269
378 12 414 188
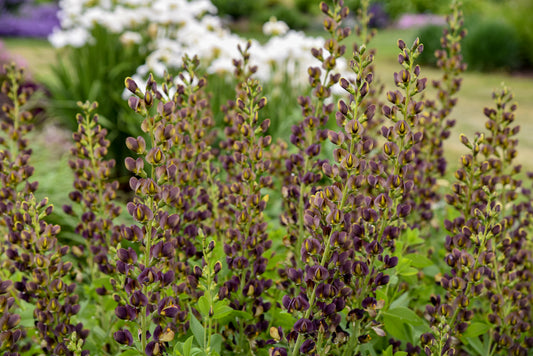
211 0 265 20
501 0 533 69
412 24 444 67
379 0 448 20
463 19 522 72
0 0 25 13
258 2 311 30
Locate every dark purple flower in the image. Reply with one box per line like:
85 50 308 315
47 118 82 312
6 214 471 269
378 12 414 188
294 318 314 334
300 339 316 353
114 329 133 346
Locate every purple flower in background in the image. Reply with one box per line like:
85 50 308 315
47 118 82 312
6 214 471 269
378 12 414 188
0 3 59 37
395 13 446 29
368 3 389 29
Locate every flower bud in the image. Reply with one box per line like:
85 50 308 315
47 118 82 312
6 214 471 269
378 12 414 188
125 77 138 94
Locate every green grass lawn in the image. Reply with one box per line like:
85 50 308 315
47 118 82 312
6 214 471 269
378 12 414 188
2 37 56 79
3 26 533 176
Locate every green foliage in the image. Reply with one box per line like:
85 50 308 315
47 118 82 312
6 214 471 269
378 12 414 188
381 0 451 19
211 0 265 20
503 0 533 68
46 24 148 179
265 4 311 30
414 24 444 67
294 0 321 14
463 19 522 71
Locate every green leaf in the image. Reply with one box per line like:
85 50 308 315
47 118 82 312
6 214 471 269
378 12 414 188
382 315 410 342
404 253 433 268
358 342 378 356
389 292 410 309
422 264 441 278
189 313 205 349
119 350 139 356
388 274 399 286
88 326 107 344
266 249 285 271
396 258 418 276
184 335 194 356
462 336 485 355
405 228 424 245
174 335 194 356
382 307 427 343
394 352 408 356
212 301 233 320
383 345 394 356
212 238 225 264
383 307 423 324
210 334 223 354
191 348 207 356
229 310 253 320
19 300 36 328
87 80 102 101
463 322 491 338
197 296 210 317
271 309 297 330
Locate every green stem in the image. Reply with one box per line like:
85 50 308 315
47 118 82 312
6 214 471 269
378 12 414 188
82 111 107 284
85 113 107 221
464 160 477 222
205 236 214 355
359 0 370 44
437 225 490 355
294 64 331 270
140 286 148 351
295 131 313 270
290 118 359 356
401 63 414 124
342 320 361 356
9 71 20 158
140 182 156 351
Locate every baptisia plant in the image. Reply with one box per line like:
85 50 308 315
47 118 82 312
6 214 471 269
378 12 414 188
409 0 466 234
63 100 126 354
269 1 434 355
423 87 533 355
65 101 123 281
280 0 349 272
0 64 88 355
215 42 275 353
113 62 214 353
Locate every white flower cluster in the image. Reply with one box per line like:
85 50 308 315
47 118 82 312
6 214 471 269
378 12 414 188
49 0 349 91
262 17 289 36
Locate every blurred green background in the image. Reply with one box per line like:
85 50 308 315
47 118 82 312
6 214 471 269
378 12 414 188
2 0 533 207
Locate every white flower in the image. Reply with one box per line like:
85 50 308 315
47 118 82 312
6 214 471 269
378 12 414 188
207 57 234 75
120 31 143 45
51 0 339 92
262 17 289 36
49 27 91 48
